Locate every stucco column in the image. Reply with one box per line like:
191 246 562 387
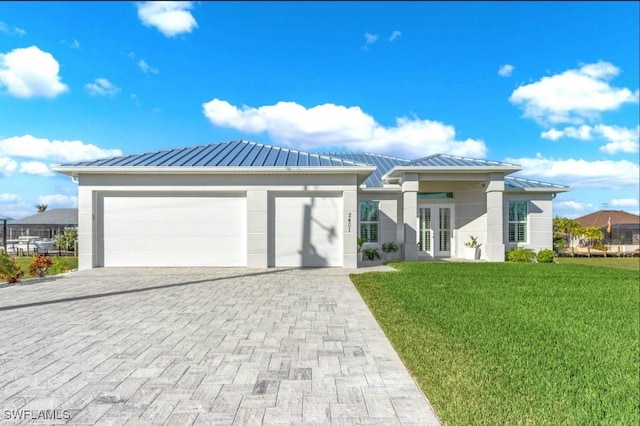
247 190 268 268
485 174 505 262
343 189 358 268
77 184 94 270
402 174 419 261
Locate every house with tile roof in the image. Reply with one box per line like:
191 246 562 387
52 140 569 269
574 209 640 253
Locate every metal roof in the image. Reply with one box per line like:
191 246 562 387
504 176 569 191
11 208 78 225
316 152 410 187
408 154 521 168
64 140 370 168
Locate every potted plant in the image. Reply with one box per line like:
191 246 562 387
381 242 399 262
464 236 481 260
357 237 366 262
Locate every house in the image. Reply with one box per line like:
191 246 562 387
52 140 569 270
574 209 640 253
6 208 78 240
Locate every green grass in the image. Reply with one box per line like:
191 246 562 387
14 256 78 279
556 256 640 271
351 262 639 425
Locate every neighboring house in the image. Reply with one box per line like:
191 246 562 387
52 140 569 270
7 208 78 240
574 209 640 253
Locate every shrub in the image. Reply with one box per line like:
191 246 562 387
506 247 536 263
357 237 366 252
28 254 53 278
537 249 555 263
363 247 381 261
593 242 607 251
50 257 70 275
0 251 24 283
381 242 399 253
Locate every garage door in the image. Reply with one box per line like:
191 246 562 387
100 193 246 267
273 194 343 267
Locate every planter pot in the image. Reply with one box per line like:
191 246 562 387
357 252 363 262
464 247 479 260
383 251 400 262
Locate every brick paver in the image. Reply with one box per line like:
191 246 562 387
0 268 440 425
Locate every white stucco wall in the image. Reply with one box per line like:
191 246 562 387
504 193 554 253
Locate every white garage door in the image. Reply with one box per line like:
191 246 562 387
274 194 343 267
100 193 246 267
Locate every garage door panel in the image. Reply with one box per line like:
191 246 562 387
101 194 246 267
274 195 342 267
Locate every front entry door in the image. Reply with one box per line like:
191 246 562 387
418 205 453 257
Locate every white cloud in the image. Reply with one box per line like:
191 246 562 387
0 46 68 98
0 21 26 36
556 200 594 212
505 153 640 189
19 161 53 177
509 61 639 124
202 99 487 159
389 31 402 41
137 59 159 74
85 78 120 96
0 135 123 163
38 194 78 208
137 1 198 37
0 157 18 176
498 64 514 77
610 198 639 207
0 193 30 220
362 32 378 50
540 124 639 154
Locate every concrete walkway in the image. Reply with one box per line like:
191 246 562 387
0 268 440 425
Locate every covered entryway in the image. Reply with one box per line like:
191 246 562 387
99 192 247 267
271 193 343 267
418 204 455 258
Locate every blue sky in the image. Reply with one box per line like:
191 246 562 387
1 1 638 220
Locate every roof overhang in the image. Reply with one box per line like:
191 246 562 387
381 165 523 182
51 165 378 185
506 186 570 194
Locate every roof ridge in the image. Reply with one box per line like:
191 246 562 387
319 151 411 163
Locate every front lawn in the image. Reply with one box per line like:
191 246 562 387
556 256 639 271
351 262 639 425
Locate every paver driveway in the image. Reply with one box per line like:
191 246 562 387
0 268 440 425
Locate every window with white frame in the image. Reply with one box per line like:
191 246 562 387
359 201 379 243
508 200 528 243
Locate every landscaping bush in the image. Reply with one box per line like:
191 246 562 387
381 242 399 253
537 249 555 263
50 256 70 275
0 250 24 283
506 247 536 263
363 247 381 261
28 254 53 278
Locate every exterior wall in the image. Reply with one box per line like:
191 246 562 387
357 192 402 250
504 193 554 253
76 173 359 270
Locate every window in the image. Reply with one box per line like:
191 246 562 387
508 201 528 243
359 201 379 243
417 192 454 199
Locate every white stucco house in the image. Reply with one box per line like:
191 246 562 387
52 140 569 270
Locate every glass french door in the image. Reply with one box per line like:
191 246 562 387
418 205 453 257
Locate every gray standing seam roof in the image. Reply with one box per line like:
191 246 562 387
11 208 78 225
62 140 567 191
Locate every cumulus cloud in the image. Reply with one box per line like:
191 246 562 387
541 124 639 154
610 198 639 207
137 1 198 37
498 64 514 77
505 153 640 189
202 99 487 159
0 46 68 98
19 161 53 177
85 78 120 96
0 135 122 163
0 157 18 176
0 193 30 219
389 30 402 41
137 59 159 74
509 61 639 124
38 194 78 208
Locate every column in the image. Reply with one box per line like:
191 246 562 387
343 189 358 268
485 174 505 262
246 190 268 268
77 185 94 270
402 174 419 261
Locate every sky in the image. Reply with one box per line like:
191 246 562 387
0 1 638 220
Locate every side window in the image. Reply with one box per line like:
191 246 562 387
359 201 379 243
508 200 528 243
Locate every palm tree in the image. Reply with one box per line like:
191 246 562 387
35 204 48 213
